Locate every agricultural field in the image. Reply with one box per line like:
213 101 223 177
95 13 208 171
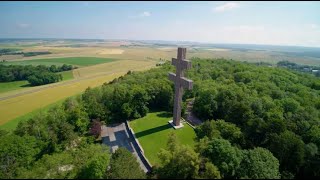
0 72 123 127
57 70 74 81
2 39 320 65
2 57 116 67
0 97 67 131
129 111 196 166
72 60 155 78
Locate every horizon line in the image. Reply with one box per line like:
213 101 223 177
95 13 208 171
0 37 319 49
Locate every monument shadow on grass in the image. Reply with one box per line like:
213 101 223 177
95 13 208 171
134 124 171 138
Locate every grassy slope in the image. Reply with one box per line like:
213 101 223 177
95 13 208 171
129 111 196 166
0 70 74 94
2 57 116 67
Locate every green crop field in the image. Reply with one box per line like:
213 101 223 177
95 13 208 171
58 70 74 81
0 80 29 93
2 57 116 67
129 111 196 166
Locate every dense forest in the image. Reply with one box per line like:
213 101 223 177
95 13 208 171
0 58 319 179
0 64 73 86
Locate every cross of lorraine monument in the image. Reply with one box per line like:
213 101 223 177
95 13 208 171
168 47 193 129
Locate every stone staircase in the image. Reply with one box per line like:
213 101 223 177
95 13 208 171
184 98 203 126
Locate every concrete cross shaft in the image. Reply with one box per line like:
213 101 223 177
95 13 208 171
168 47 193 127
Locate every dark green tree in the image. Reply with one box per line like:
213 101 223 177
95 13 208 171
238 147 280 179
157 132 201 179
268 131 305 174
201 138 243 178
0 134 45 179
106 147 145 179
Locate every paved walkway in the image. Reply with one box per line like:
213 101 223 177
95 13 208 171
101 123 149 173
184 98 203 126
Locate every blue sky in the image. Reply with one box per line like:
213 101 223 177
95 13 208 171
1 1 320 47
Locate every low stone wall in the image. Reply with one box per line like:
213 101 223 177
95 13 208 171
181 117 196 129
125 121 153 171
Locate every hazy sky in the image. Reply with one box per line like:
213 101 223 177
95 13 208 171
1 1 320 47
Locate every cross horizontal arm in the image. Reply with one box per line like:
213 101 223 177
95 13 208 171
180 77 193 90
172 58 192 70
168 72 176 82
169 72 193 90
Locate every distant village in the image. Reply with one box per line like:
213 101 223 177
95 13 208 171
277 60 320 77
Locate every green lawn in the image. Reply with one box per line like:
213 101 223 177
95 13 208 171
0 70 74 94
129 111 196 166
2 57 116 67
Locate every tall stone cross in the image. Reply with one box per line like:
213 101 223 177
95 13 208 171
168 47 193 128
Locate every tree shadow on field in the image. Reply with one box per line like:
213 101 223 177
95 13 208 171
20 83 32 87
134 124 171 138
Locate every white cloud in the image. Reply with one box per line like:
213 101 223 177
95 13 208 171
129 11 151 19
213 2 240 12
141 11 151 17
309 24 318 29
17 23 30 28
